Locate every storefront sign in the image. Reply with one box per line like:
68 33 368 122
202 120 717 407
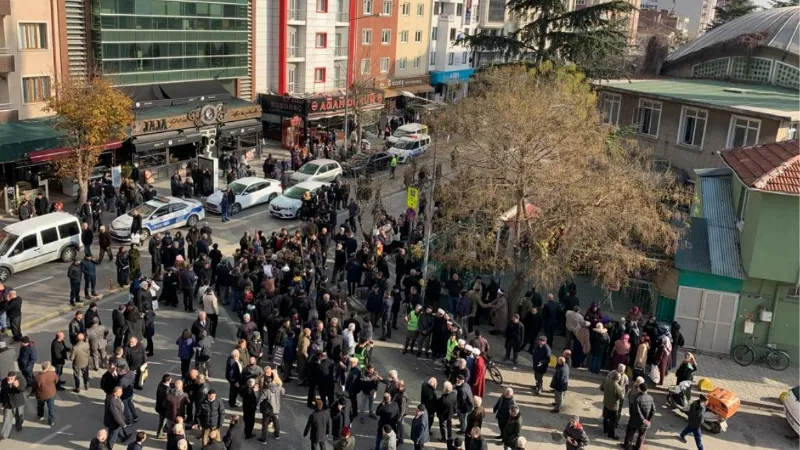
133 102 261 136
430 68 475 85
260 94 309 117
388 75 430 88
309 90 384 114
439 14 454 22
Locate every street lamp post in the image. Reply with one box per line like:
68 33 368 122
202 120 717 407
344 12 379 153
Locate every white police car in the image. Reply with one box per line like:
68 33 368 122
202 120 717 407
388 133 431 163
111 196 204 241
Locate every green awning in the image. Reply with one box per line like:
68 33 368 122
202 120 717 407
0 119 64 163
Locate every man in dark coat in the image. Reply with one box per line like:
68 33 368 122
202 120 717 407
410 404 429 450
550 356 570 412
622 383 655 450
81 256 99 300
223 415 246 450
104 386 129 447
5 290 23 342
0 371 27 438
542 294 560 346
679 394 708 450
437 382 457 446
17 336 37 389
197 390 226 446
67 260 82 306
111 304 128 350
81 222 94 257
531 336 551 395
375 392 400 446
154 374 172 439
420 378 438 431
34 193 49 216
503 314 525 364
50 331 69 389
523 307 544 352
304 398 331 450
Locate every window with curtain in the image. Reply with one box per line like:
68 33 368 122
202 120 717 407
18 23 48 50
23 76 51 103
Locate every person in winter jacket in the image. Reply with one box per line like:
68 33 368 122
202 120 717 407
454 375 474 433
98 226 114 263
600 370 625 439
437 381 457 446
679 394 708 450
493 388 516 440
550 356 570 412
502 406 522 449
410 404 429 450
17 336 36 390
67 260 82 306
304 398 332 450
623 383 655 450
503 314 525 364
0 371 27 438
531 336 551 395
33 361 59 426
70 333 90 392
197 390 226 446
563 415 589 450
258 379 285 442
589 322 610 374
81 256 99 300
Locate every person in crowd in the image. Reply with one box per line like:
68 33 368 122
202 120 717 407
676 352 699 385
531 336 551 395
550 356 570 413
600 370 624 439
563 415 589 450
304 398 331 450
678 394 708 450
502 406 522 450
589 322 610 374
410 404 429 450
70 332 90 393
0 371 26 439
493 388 516 442
622 383 655 450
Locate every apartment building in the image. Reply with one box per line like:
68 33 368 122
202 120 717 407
385 0 433 111
641 0 717 38
264 0 351 95
571 0 639 45
0 0 61 122
429 0 479 101
349 0 399 86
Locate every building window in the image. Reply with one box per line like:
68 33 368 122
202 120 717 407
774 61 800 90
401 2 410 15
22 76 51 103
678 107 707 148
727 116 761 148
413 56 421 68
434 1 440 15
692 57 730 79
599 93 621 125
314 67 326 82
18 23 48 50
364 0 373 14
461 52 468 64
447 52 454 65
382 0 392 15
288 67 296 93
731 57 773 83
317 0 328 12
400 30 409 43
398 57 407 71
634 98 662 137
361 58 371 75
414 30 422 43
381 29 391 44
788 122 799 140
430 51 436 65
449 28 456 40
417 3 424 15
362 29 372 44
315 33 328 48
431 27 438 40
576 0 586 5
380 57 390 73
456 4 463 15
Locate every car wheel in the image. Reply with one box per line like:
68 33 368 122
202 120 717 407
231 203 242 215
268 193 278 203
139 228 151 241
334 175 341 183
0 267 9 281
186 215 199 227
60 246 77 262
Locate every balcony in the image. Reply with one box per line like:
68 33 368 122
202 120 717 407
0 48 15 74
334 79 346 89
335 47 348 58
289 9 306 21
0 104 18 123
288 47 305 59
336 12 349 23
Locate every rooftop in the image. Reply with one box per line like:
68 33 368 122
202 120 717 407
0 119 63 163
719 140 800 195
598 78 799 121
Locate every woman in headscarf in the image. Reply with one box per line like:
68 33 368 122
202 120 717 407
676 352 698 384
611 334 631 369
654 335 672 386
633 335 650 379
572 321 591 369
625 306 642 326
670 321 685 370
584 303 602 329
589 322 610 374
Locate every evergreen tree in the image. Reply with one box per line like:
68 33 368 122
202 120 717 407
709 0 758 30
457 0 635 79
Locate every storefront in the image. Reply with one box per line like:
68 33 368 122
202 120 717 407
259 90 385 149
430 68 475 102
129 97 262 182
382 75 435 115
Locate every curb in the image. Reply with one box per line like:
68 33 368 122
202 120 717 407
21 288 128 331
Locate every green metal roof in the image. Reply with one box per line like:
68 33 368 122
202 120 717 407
598 78 799 121
0 119 64 163
134 97 255 121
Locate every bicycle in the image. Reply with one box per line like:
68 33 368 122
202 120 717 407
484 355 504 385
732 335 791 371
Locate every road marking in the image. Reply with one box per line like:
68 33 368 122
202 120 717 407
32 425 72 447
237 209 275 220
16 276 54 289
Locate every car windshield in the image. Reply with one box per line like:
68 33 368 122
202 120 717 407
283 186 310 200
128 202 158 218
298 163 320 175
394 140 417 150
228 181 248 195
0 231 19 257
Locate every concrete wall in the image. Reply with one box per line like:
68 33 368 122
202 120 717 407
394 1 430 78
733 279 799 366
609 90 784 173
255 0 269 95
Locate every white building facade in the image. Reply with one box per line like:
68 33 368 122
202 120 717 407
429 0 479 100
640 0 717 38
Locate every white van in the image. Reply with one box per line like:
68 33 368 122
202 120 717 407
0 212 83 280
386 123 429 146
388 133 432 163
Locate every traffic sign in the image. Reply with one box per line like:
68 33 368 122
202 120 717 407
407 187 419 210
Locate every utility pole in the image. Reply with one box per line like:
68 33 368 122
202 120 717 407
420 131 439 299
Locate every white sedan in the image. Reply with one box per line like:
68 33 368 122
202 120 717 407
290 159 343 185
205 177 283 215
269 180 329 219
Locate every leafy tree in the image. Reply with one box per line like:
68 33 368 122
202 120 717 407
45 76 132 205
770 0 799 7
457 0 635 79
427 64 685 315
710 0 758 30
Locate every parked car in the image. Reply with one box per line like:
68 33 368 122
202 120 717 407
111 196 204 241
0 212 83 281
269 181 329 219
205 177 282 215
341 152 394 177
290 159 343 184
385 123 429 146
784 386 800 435
388 134 431 163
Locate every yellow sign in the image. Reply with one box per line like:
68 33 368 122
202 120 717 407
407 187 419 210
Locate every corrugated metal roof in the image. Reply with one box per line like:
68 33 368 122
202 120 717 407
701 177 737 229
675 218 712 275
667 6 799 62
676 176 747 280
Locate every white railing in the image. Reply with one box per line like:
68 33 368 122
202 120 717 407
334 79 346 88
289 9 306 20
336 12 349 22
288 47 304 58
335 47 348 57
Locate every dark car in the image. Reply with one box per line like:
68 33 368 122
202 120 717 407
342 152 393 177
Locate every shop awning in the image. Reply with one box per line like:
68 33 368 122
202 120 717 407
133 130 202 152
0 119 64 163
218 119 262 137
308 102 384 120
28 140 123 163
385 85 435 98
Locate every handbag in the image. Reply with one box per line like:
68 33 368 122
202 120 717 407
648 364 660 385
